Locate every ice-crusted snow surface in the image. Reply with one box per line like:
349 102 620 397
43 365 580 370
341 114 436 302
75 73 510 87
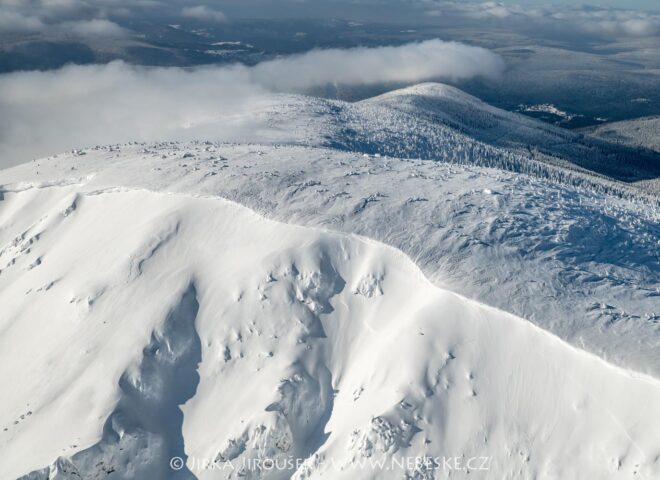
1 177 660 480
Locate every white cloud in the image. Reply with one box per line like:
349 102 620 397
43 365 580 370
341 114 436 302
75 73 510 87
0 0 141 36
0 0 97 20
0 40 503 168
424 1 660 38
181 5 227 23
0 11 44 33
58 18 128 37
249 39 504 90
564 9 660 37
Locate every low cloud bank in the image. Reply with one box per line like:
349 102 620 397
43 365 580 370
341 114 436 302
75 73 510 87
2 1 658 40
426 1 660 38
181 5 227 23
251 39 503 91
0 40 504 168
0 0 133 38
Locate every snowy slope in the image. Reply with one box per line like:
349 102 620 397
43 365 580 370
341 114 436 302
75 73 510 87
583 116 660 153
13 81 654 196
3 143 658 378
209 83 660 193
1 83 659 480
358 83 660 189
1 183 660 480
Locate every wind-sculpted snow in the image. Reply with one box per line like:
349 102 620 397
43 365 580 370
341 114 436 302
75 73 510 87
1 186 659 479
25 284 202 480
2 141 659 379
1 83 659 479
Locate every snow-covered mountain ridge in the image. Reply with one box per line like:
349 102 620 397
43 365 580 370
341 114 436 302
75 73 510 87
202 83 660 196
2 180 660 480
1 83 659 479
357 84 660 194
4 141 658 376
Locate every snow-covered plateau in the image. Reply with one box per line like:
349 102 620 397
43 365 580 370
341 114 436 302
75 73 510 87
1 83 659 479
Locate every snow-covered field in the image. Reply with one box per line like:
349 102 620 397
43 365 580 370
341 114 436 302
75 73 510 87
1 83 659 479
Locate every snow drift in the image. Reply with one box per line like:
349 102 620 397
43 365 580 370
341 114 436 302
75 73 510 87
3 141 658 378
1 80 659 480
1 184 659 479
